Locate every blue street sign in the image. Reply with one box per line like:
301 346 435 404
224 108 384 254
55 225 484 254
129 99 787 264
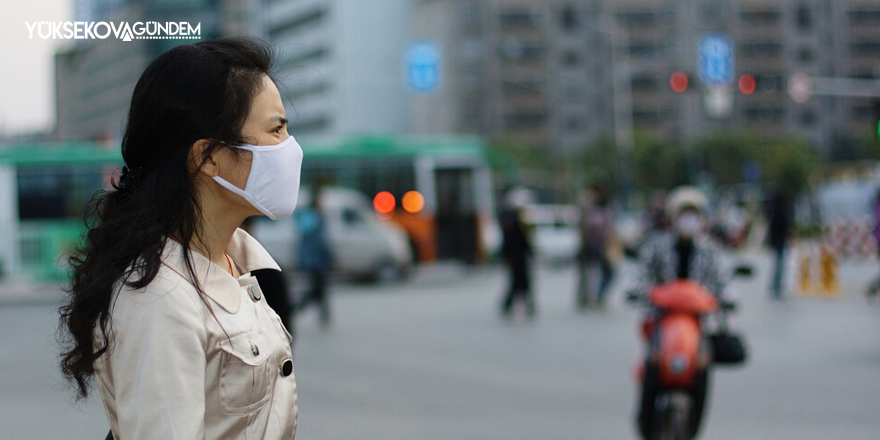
406 41 441 93
699 34 734 85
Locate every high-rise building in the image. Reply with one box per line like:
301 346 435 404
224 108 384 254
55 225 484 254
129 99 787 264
411 0 880 156
55 0 260 141
266 0 414 136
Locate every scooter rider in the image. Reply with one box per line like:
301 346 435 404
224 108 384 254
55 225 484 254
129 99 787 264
631 185 728 439
633 186 727 300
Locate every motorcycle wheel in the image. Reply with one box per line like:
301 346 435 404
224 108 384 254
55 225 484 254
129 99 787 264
637 362 661 439
687 367 710 438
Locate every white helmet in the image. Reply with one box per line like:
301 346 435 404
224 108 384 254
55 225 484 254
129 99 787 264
665 186 708 219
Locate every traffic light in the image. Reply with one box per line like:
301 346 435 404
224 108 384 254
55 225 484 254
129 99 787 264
738 74 756 95
670 72 689 93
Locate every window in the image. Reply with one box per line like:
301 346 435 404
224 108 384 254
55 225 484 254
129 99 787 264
850 104 874 121
561 4 578 30
800 110 816 126
504 110 548 130
500 39 546 62
850 41 880 56
285 81 331 99
848 9 880 26
562 50 581 66
564 116 585 132
617 11 656 27
796 4 812 31
18 166 105 219
500 9 538 29
279 47 329 69
268 7 327 37
631 75 658 91
740 42 782 58
757 74 784 92
744 106 785 123
797 47 815 63
739 8 782 25
502 80 544 96
628 42 659 58
632 108 661 125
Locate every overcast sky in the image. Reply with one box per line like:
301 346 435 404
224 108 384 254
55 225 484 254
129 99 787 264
1 0 72 136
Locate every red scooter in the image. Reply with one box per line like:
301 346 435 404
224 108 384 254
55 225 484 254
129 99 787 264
628 276 747 440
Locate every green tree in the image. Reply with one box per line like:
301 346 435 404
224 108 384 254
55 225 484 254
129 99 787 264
693 133 819 195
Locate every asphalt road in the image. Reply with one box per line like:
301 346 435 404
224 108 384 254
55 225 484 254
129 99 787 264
2 249 879 440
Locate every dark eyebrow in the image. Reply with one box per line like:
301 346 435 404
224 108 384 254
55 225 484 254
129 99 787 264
271 116 288 125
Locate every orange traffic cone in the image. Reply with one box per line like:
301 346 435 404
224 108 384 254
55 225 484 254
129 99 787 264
819 246 840 296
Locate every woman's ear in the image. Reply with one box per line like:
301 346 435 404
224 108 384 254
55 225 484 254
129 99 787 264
190 139 218 177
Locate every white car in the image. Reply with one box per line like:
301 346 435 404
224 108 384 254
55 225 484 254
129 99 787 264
251 186 413 282
521 204 581 263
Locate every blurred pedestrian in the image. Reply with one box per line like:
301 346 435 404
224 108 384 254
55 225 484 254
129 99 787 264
576 184 616 310
295 184 334 327
58 38 300 439
241 216 295 337
499 188 536 318
867 188 880 300
766 188 794 300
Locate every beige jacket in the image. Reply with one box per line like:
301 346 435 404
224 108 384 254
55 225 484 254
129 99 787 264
95 229 297 439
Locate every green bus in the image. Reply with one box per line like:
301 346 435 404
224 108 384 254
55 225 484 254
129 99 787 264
0 142 121 282
0 135 497 282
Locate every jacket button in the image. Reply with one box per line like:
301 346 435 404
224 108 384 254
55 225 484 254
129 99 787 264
248 285 262 302
279 358 293 377
251 344 260 356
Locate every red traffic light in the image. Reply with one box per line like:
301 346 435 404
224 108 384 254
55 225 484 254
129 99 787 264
670 72 689 93
738 74 756 95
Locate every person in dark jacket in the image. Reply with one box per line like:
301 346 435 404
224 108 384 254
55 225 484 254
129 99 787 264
499 189 536 318
766 188 793 300
295 187 334 326
241 217 295 337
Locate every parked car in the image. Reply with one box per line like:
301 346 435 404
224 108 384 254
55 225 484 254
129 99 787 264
251 186 413 282
520 203 581 263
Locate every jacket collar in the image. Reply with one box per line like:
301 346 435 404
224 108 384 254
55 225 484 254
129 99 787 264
161 228 281 314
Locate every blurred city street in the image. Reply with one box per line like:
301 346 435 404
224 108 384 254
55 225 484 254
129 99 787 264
2 248 879 440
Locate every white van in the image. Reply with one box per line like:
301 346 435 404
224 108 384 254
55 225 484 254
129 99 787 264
251 186 413 282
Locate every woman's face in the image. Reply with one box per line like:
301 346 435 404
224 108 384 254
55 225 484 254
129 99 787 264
216 75 288 194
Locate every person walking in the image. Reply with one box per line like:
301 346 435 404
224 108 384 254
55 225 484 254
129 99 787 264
295 185 334 326
58 38 300 440
576 185 616 310
867 188 880 300
499 188 536 318
767 188 794 300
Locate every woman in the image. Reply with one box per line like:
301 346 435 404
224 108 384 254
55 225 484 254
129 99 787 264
59 38 301 439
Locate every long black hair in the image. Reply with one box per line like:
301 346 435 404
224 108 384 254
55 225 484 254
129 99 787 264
59 37 276 400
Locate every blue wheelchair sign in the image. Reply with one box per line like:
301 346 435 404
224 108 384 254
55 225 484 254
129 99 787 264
406 41 441 93
699 34 733 85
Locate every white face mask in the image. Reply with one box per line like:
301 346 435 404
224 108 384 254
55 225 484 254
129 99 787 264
675 212 703 239
212 135 303 220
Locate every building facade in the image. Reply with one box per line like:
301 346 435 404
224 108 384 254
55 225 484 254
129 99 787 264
55 0 260 141
411 0 880 156
266 0 414 136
